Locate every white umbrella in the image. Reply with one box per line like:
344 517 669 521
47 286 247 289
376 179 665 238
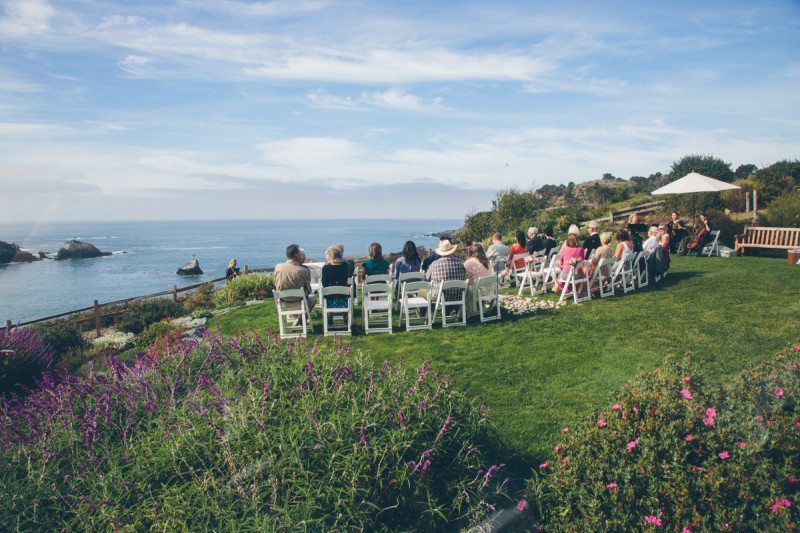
651 172 740 195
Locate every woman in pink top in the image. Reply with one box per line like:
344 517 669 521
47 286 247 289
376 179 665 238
556 233 585 290
465 243 493 281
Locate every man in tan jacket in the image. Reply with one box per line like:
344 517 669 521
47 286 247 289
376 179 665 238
274 244 317 309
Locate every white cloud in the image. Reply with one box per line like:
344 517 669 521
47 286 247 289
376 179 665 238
0 0 53 39
178 0 330 17
306 89 358 110
308 87 443 112
258 137 363 169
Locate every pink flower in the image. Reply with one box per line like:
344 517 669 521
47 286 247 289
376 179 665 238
611 404 621 411
606 482 618 489
633 406 639 414
789 364 797 370
794 345 800 351
626 438 640 452
702 417 715 426
597 419 607 427
756 415 763 421
684 434 693 442
554 445 561 453
680 389 692 399
770 497 791 513
775 388 784 397
682 528 693 533
706 408 716 418
644 515 663 527
690 465 703 472
718 451 730 460
795 421 800 429
539 462 548 469
683 376 691 382
562 427 569 433
788 477 797 483
516 499 528 512
736 441 746 447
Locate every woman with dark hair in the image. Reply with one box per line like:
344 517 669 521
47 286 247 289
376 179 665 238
464 242 492 281
362 242 390 276
393 240 421 283
684 212 712 256
506 230 528 270
614 229 634 262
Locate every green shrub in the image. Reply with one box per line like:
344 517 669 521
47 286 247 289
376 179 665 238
134 321 178 351
0 334 514 530
33 321 89 358
706 210 745 247
183 282 215 312
119 299 185 335
763 192 800 228
527 344 800 531
213 273 275 308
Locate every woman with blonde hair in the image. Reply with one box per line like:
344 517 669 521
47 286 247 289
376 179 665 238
225 258 240 280
590 232 614 278
321 245 350 309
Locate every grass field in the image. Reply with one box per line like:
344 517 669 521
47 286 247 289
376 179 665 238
210 256 800 471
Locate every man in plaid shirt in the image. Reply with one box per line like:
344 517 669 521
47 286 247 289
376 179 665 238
426 240 466 301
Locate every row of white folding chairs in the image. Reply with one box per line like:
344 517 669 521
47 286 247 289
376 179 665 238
274 275 502 339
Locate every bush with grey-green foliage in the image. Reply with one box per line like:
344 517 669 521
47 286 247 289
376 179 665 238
120 299 186 335
213 273 275 308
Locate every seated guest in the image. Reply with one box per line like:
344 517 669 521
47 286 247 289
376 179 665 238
422 235 452 272
556 232 585 291
321 245 350 309
394 240 421 283
642 226 661 253
667 211 688 253
363 242 390 276
525 226 544 255
426 240 466 302
625 213 645 252
614 229 634 262
506 230 528 270
542 226 557 255
332 243 355 277
464 243 492 281
225 258 240 280
582 221 601 256
486 233 509 273
590 232 614 277
274 243 317 309
658 224 671 251
684 212 712 256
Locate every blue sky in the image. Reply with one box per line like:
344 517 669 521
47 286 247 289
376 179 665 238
0 0 798 221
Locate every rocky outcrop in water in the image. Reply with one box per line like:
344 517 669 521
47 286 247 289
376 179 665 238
0 241 41 263
177 258 203 275
55 240 112 260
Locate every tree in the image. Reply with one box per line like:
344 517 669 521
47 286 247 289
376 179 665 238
458 210 494 244
666 154 735 183
734 164 758 180
750 160 800 203
601 172 617 181
490 188 545 234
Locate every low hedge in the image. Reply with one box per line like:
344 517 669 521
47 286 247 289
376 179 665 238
527 344 800 530
212 273 275 307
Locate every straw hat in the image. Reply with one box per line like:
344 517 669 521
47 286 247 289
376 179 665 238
435 240 458 256
568 224 581 236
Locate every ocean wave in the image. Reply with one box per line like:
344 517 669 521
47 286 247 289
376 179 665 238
111 250 129 255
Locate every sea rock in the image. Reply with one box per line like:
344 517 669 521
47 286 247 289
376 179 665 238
0 241 16 263
12 249 39 263
177 258 203 276
55 240 112 260
38 251 50 260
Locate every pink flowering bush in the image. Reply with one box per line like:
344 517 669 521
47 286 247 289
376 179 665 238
527 344 800 530
0 330 512 530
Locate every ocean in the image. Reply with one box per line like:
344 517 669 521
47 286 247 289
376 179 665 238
0 219 460 323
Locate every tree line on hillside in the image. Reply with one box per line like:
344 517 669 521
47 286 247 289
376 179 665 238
458 155 800 243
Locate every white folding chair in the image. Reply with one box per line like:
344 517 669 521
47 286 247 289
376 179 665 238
589 257 615 298
397 271 425 308
274 289 310 339
558 261 591 304
321 286 352 336
476 275 501 322
636 251 650 288
307 267 323 308
611 256 636 294
397 280 432 331
432 280 468 328
510 253 529 288
517 251 545 296
540 253 561 290
702 230 721 257
362 282 392 334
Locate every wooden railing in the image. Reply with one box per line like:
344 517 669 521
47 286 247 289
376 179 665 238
581 200 666 226
5 267 274 337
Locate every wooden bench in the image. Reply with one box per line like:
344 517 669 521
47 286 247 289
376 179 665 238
735 226 800 254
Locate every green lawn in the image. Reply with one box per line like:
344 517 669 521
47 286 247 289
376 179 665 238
210 256 800 470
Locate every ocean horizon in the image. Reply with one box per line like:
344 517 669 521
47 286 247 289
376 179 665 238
0 218 460 323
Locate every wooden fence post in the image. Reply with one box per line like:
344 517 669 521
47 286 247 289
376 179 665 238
244 265 249 275
5 320 11 331
753 190 758 214
745 191 750 213
94 300 101 338
172 284 178 302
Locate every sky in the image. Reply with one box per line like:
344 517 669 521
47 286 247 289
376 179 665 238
0 0 798 222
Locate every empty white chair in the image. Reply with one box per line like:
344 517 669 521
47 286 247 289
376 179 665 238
589 257 615 298
558 260 591 304
320 286 352 336
432 280 468 328
635 251 650 288
308 268 323 307
611 256 636 294
397 280 432 331
702 230 721 257
362 282 392 334
476 275 501 322
540 253 560 290
274 289 310 339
